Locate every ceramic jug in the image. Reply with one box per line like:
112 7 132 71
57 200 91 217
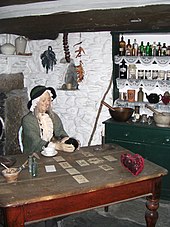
15 36 27 55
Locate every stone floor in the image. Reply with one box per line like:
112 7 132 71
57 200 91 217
25 197 170 227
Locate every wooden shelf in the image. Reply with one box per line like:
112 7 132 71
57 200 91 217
115 55 170 66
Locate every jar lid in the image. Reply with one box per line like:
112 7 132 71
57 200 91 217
128 64 136 68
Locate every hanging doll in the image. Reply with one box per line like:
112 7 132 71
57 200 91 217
40 46 57 73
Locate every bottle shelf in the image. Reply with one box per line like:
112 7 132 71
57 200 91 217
116 78 170 91
115 55 170 66
0 53 32 58
114 99 170 115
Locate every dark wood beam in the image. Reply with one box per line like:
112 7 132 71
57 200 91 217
0 4 170 40
0 0 56 7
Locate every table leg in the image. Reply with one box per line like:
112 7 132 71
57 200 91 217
145 196 159 227
145 178 161 227
3 206 25 227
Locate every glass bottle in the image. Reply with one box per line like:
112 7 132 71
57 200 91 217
152 41 157 56
157 42 162 56
32 157 38 177
162 43 167 56
134 106 140 121
145 42 151 56
119 35 126 56
125 39 132 56
28 155 33 174
119 59 127 79
137 87 144 102
132 39 138 56
139 41 145 56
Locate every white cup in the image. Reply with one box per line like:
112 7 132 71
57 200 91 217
43 147 55 155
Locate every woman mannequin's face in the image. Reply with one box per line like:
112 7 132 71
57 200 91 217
37 91 51 113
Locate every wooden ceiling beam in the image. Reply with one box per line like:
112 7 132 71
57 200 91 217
0 4 170 40
0 0 56 7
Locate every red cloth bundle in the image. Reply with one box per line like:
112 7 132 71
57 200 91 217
121 153 144 176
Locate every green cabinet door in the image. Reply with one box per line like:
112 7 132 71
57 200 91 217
103 118 170 200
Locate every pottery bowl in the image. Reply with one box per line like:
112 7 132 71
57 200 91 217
2 167 20 183
153 112 170 127
109 107 134 122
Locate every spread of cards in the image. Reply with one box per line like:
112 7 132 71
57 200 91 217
45 149 118 185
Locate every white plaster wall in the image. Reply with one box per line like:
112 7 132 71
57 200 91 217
0 32 113 146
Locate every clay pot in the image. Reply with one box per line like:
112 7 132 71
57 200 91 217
1 43 15 55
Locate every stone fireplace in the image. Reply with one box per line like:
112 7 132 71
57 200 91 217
0 73 28 155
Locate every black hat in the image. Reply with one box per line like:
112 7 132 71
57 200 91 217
27 85 57 109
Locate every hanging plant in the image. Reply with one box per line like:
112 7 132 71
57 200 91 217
40 46 57 73
74 33 85 82
74 42 85 58
76 60 85 82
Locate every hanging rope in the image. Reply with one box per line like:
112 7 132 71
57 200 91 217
88 73 113 146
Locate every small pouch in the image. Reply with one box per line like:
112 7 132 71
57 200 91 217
121 153 144 176
65 137 79 150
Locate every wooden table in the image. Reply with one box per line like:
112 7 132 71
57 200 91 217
0 144 168 227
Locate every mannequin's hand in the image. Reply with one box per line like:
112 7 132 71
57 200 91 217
55 141 74 152
60 137 70 143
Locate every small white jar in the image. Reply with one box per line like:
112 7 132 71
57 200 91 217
15 36 27 55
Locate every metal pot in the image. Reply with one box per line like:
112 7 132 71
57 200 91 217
102 101 134 122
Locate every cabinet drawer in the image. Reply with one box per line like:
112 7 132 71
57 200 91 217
145 128 170 145
105 124 146 143
104 121 170 146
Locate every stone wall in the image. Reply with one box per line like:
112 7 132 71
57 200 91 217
0 73 28 155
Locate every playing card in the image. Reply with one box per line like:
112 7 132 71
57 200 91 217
59 162 72 169
73 175 89 184
76 160 89 166
45 165 56 172
103 155 117 162
65 168 80 175
99 164 114 171
81 151 94 157
87 157 104 164
53 156 65 162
